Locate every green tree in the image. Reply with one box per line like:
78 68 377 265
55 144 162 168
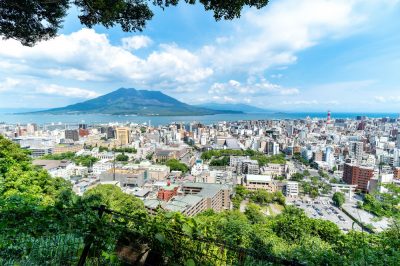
303 170 310 176
83 184 147 217
73 155 99 167
166 159 189 173
244 203 265 224
291 173 304 181
116 153 129 161
0 0 269 46
332 192 345 208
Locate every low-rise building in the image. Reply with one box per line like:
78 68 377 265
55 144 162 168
242 174 276 192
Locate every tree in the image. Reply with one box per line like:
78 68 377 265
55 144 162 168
332 192 345 208
291 173 304 181
73 155 99 167
165 159 189 173
303 170 310 176
244 203 265 224
116 153 129 162
0 0 269 46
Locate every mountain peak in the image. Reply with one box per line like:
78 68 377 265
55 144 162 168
33 88 243 116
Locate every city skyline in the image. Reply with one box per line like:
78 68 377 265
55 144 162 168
1 0 400 112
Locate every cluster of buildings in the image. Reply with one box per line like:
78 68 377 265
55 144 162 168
1 113 400 217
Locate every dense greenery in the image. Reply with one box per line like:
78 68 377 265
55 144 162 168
332 192 345 208
0 135 74 208
1 135 400 265
165 159 189 173
113 147 137 153
0 0 269 46
250 153 286 167
209 156 230 166
41 152 99 167
291 172 305 181
201 149 258 160
116 153 129 162
232 185 285 209
358 184 400 219
73 155 99 167
299 176 331 198
201 149 286 167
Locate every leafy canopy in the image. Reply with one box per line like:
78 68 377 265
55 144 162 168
0 0 269 46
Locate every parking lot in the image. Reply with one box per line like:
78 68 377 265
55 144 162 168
287 197 362 232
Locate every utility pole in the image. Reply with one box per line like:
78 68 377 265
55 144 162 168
113 143 116 181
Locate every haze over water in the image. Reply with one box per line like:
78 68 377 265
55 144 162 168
0 111 398 127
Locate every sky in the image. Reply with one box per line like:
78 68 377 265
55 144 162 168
1 0 400 112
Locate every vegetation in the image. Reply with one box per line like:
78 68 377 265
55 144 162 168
99 146 110 152
358 184 400 219
41 152 99 167
291 172 304 182
232 186 285 209
0 0 270 46
165 159 189 173
250 153 286 167
146 152 154 161
201 149 286 166
332 192 346 208
113 147 137 153
293 152 310 166
73 155 99 167
116 153 129 162
201 149 258 160
41 151 75 160
1 135 400 265
209 156 230 166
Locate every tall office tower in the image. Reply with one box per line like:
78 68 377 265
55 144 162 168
107 127 115 139
79 123 88 130
116 127 130 145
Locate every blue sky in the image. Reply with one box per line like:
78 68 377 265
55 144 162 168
1 0 400 112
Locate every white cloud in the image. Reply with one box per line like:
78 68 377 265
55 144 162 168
0 78 21 92
0 29 212 88
36 84 100 99
0 0 398 108
282 100 319 105
209 79 299 97
122 35 152 50
374 96 400 103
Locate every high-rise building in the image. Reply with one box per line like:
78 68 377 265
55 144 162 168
350 141 363 162
65 129 79 141
343 163 374 193
116 127 130 145
79 123 88 130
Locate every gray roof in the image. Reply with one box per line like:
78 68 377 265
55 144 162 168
164 195 203 212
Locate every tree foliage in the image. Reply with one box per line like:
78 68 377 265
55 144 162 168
332 192 345 208
2 135 400 265
165 159 189 173
116 153 129 161
41 152 99 167
0 0 269 46
359 184 400 219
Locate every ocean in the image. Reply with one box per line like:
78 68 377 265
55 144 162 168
0 111 398 126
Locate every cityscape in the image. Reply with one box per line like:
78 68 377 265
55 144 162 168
1 0 400 265
1 112 398 233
